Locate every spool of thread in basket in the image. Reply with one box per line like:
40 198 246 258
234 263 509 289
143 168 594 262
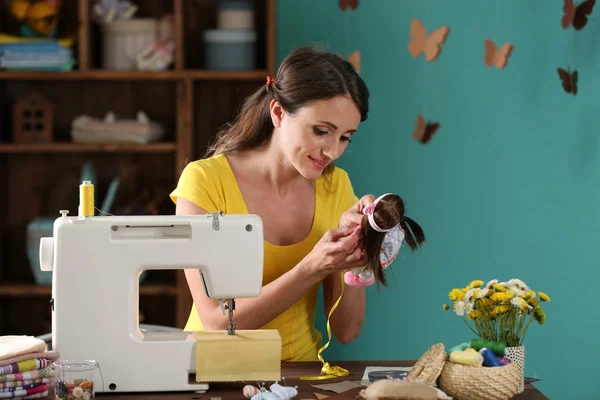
449 350 483 367
448 343 469 354
470 338 506 356
480 348 501 367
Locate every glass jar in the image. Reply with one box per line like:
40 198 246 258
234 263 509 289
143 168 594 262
53 360 100 400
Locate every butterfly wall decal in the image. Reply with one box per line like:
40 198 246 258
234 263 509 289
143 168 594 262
484 39 514 69
413 115 440 145
561 0 595 30
339 0 358 11
408 19 450 62
557 66 578 95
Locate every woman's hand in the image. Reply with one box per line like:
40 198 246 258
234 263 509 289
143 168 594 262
339 194 376 230
300 225 367 283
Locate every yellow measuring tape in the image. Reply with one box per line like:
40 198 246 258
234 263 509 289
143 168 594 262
300 272 349 380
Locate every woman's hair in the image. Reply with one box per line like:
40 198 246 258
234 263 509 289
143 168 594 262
205 45 370 177
362 194 426 287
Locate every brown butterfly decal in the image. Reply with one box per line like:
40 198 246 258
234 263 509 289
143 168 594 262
562 0 595 30
408 19 450 62
413 115 440 145
484 39 514 69
339 0 358 11
557 66 578 96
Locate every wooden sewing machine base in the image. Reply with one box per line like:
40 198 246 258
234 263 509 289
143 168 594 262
194 329 281 382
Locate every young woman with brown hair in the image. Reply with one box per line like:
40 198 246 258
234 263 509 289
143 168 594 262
171 46 377 362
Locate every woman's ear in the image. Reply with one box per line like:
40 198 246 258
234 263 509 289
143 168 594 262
269 99 284 128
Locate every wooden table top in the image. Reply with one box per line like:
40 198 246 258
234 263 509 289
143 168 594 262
93 360 548 400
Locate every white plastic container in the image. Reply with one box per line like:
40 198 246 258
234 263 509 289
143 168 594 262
102 19 157 69
204 29 256 70
217 1 255 30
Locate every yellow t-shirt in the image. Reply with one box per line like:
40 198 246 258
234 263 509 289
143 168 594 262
169 153 358 362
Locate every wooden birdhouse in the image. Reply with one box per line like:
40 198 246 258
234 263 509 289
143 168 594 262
12 91 54 143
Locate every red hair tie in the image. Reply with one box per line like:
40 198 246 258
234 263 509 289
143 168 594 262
266 75 276 89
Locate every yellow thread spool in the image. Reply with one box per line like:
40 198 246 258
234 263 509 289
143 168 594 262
449 350 483 367
79 180 94 218
465 347 477 353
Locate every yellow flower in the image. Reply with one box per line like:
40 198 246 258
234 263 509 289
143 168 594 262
504 290 515 300
493 283 507 292
469 280 484 288
443 304 450 311
449 288 465 301
491 292 507 303
479 298 493 307
493 305 510 314
528 298 539 307
472 289 481 298
534 306 546 324
523 290 536 299
538 292 551 302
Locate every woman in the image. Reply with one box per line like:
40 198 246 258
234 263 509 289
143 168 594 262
170 46 374 362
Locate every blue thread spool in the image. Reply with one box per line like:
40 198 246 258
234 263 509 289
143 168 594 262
480 348 501 367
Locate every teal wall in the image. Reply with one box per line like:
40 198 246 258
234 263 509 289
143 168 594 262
277 1 600 398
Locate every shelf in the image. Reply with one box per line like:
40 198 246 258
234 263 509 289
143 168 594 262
0 142 176 153
0 70 268 81
0 284 179 297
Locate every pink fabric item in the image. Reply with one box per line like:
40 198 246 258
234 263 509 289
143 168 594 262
344 271 375 287
0 352 57 367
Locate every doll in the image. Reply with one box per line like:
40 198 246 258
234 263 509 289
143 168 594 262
345 193 425 288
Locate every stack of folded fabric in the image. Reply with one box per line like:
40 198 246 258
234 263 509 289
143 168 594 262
0 336 57 399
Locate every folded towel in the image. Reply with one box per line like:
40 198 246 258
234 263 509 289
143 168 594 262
0 359 48 375
0 379 49 390
0 352 57 367
0 338 45 362
0 383 47 399
0 366 53 383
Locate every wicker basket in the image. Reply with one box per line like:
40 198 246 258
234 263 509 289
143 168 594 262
437 360 521 400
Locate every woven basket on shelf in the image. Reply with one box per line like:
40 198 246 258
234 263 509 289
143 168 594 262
437 360 521 400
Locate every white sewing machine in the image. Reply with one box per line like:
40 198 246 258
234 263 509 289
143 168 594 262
39 207 265 393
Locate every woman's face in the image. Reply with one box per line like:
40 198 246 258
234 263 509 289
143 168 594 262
271 95 361 180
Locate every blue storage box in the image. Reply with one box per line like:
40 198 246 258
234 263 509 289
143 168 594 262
204 29 257 70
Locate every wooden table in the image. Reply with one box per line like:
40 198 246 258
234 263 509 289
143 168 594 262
92 361 548 399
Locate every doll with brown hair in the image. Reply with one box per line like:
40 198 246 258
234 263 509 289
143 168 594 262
344 193 426 288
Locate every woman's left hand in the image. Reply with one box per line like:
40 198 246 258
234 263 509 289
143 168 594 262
339 194 376 230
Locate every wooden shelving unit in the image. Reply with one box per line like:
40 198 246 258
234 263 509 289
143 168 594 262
0 0 276 336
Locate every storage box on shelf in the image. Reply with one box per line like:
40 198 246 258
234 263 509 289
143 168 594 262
0 0 276 336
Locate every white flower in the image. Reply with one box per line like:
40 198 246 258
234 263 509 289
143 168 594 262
464 289 474 302
454 301 465 316
464 301 474 315
510 297 532 310
508 278 529 291
486 279 498 289
476 288 489 298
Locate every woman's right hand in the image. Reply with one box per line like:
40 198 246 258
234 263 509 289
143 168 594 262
300 225 366 282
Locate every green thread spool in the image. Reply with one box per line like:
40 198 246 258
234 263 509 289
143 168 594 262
470 338 506 356
448 343 469 354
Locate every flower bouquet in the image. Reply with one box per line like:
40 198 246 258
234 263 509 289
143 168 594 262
442 278 551 394
443 279 550 347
